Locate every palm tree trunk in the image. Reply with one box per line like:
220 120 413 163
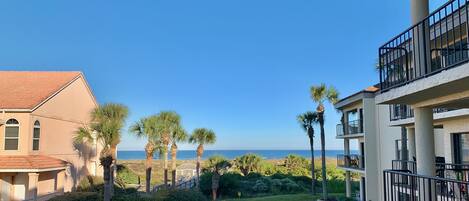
196 154 201 187
163 147 169 187
309 135 316 195
100 156 113 201
171 144 177 188
196 144 204 188
319 113 328 200
110 145 117 197
145 151 153 193
211 173 220 201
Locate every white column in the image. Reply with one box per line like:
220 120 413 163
411 0 429 24
344 139 351 198
414 107 435 176
359 177 365 201
407 127 416 161
28 173 39 201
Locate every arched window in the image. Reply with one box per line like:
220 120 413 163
33 121 40 151
5 119 19 150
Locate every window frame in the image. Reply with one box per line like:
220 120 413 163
32 120 40 151
4 119 20 151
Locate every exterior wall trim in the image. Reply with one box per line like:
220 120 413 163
0 166 66 173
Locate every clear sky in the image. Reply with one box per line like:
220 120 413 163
0 0 446 150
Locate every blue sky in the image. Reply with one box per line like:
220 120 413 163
0 0 446 150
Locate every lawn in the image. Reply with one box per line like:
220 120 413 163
222 193 346 201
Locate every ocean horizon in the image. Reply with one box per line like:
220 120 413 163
117 149 359 160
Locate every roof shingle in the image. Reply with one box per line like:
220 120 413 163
0 71 81 109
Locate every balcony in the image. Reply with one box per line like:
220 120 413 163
337 154 364 170
385 160 469 201
336 119 363 137
379 0 469 92
389 104 456 121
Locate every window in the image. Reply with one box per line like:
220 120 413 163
4 119 19 150
453 133 469 164
33 121 40 151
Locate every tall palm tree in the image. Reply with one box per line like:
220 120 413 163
310 84 339 201
156 111 181 186
129 115 160 193
297 111 319 195
74 103 129 201
189 128 216 187
170 125 188 188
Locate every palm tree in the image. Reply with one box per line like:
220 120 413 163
156 111 181 187
170 125 188 188
129 115 160 193
297 111 319 195
203 155 232 201
74 103 129 201
188 128 216 187
310 84 339 201
233 153 262 176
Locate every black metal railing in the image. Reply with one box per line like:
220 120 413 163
336 119 363 136
437 163 469 182
392 161 469 179
383 169 469 201
379 0 469 91
337 154 365 170
389 104 457 121
390 104 414 121
392 160 418 174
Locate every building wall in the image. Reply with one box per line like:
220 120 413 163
0 75 101 199
375 104 402 201
31 76 101 190
0 113 31 155
363 98 379 201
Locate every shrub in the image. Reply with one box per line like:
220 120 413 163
233 154 263 176
218 172 242 198
117 164 140 184
284 155 310 176
258 161 276 176
48 192 98 201
252 179 269 193
77 176 104 192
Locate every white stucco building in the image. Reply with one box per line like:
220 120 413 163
338 0 469 200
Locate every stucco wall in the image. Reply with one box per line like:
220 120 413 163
31 76 100 190
375 104 402 201
0 75 101 199
0 113 31 155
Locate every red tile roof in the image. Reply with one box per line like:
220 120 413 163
0 71 81 109
0 155 67 170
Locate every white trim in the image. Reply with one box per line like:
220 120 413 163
0 166 66 173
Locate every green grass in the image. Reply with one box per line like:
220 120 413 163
222 193 346 201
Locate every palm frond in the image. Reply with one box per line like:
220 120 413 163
327 86 339 104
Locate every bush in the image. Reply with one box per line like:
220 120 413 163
161 189 208 201
49 192 98 201
77 176 104 192
252 179 269 193
117 164 140 185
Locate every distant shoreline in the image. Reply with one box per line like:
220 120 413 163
117 149 358 160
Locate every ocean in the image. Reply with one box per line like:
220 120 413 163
117 150 358 160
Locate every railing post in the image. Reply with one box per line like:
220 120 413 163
383 172 387 201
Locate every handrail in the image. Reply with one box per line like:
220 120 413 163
384 169 469 184
379 0 469 91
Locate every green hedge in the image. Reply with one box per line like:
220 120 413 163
48 192 99 201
